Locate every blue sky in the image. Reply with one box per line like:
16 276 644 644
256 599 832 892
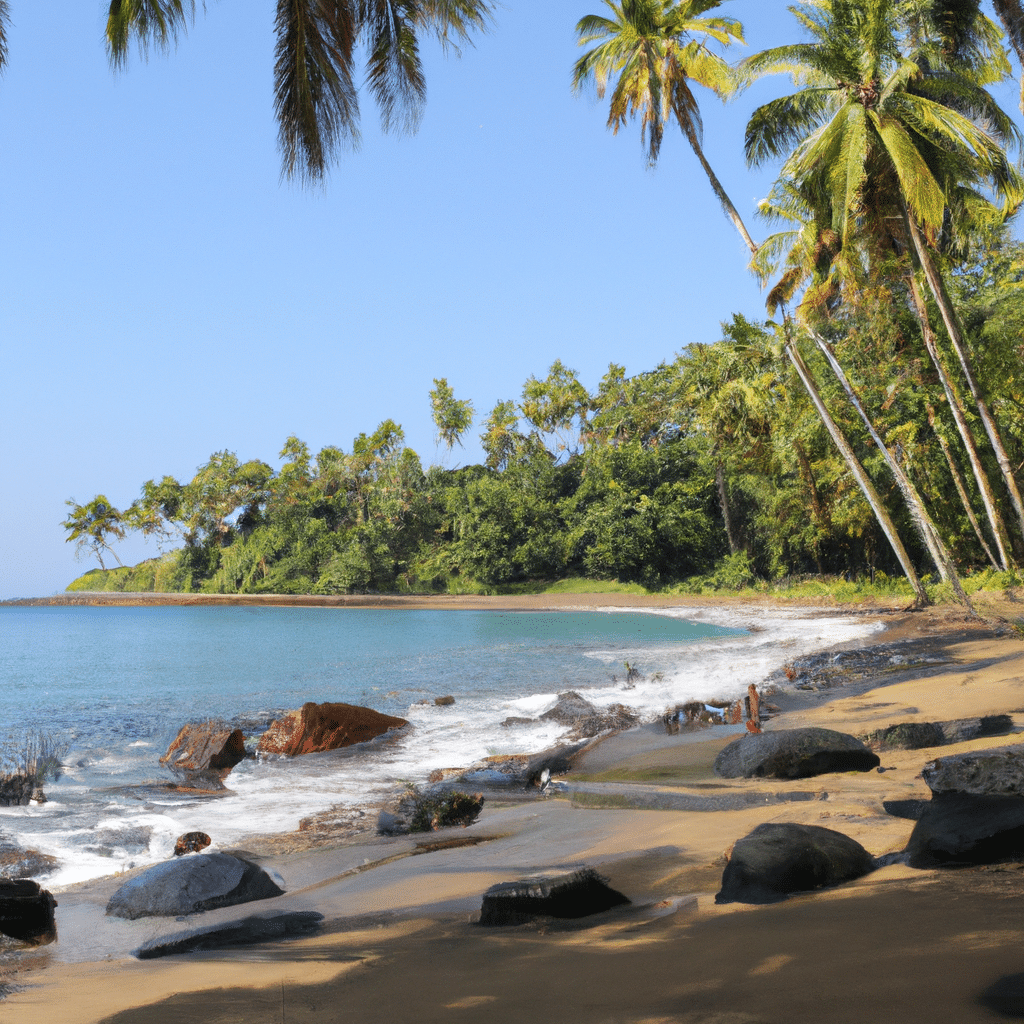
1 2 1018 598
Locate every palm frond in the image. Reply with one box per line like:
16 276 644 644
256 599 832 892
360 0 426 134
0 0 8 74
745 88 837 165
274 0 359 183
106 0 198 69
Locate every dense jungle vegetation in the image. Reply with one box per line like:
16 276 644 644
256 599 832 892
59 1 1024 601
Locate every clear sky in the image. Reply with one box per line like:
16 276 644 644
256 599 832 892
1 2 1018 598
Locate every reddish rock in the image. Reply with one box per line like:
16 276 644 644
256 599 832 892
257 702 407 757
161 721 247 773
173 831 212 857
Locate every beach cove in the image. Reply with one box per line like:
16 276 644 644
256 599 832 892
2 592 1024 1023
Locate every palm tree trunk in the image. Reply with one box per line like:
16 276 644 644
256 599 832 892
783 325 930 607
927 404 1001 569
681 123 758 255
806 326 973 609
716 463 740 555
901 234 1015 569
905 213 1024 556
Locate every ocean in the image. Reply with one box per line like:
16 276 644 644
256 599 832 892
0 604 883 887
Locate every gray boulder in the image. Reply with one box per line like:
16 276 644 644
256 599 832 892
540 692 639 739
105 853 284 920
479 868 629 925
714 728 880 780
715 822 876 905
135 910 323 959
906 744 1024 868
865 715 1013 751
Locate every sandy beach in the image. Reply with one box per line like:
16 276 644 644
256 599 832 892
4 594 1024 1024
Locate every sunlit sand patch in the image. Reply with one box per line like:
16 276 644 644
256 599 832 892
749 953 795 975
444 994 498 1008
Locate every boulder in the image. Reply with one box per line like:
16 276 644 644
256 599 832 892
715 822 876 905
479 868 629 926
161 721 247 773
540 692 639 739
173 831 212 857
135 910 324 959
257 702 407 757
434 695 456 706
714 728 880 780
904 745 1024 867
376 788 484 836
865 715 1013 751
0 878 58 945
105 853 283 920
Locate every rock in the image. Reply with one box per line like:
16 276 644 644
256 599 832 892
173 831 212 857
920 743 1024 796
0 879 58 945
540 692 639 739
500 717 535 728
979 973 1024 1017
105 853 284 920
865 715 1013 751
906 791 1024 868
434 695 456 706
376 788 483 835
257 702 407 757
479 868 630 926
85 825 153 859
714 728 880 779
0 838 58 879
882 799 929 821
0 774 33 807
161 721 247 773
526 740 590 786
135 910 324 959
715 822 876 905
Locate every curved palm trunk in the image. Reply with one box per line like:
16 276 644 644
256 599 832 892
783 326 930 607
906 214 1024 557
681 122 759 255
807 326 973 609
927 403 1001 569
902 231 1015 569
716 462 740 555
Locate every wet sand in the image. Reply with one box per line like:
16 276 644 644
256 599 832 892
3 595 1024 1024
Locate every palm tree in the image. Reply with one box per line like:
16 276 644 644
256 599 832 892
743 0 1024 567
99 1 493 183
572 0 756 252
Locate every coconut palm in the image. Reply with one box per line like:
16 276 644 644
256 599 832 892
573 0 756 252
101 1 494 182
743 0 1024 566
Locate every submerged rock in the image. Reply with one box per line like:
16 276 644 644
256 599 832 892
715 822 876 905
257 702 407 757
714 728 880 780
479 868 629 925
0 837 58 880
106 853 283 920
540 692 639 740
173 831 212 857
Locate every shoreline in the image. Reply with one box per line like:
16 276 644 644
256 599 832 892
3 598 1024 1022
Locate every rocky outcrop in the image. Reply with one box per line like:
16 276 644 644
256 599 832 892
106 853 283 920
540 692 639 739
715 822 876 905
0 774 34 807
257 702 407 757
377 788 484 836
864 715 1013 751
0 837 58 879
135 910 324 959
906 744 1024 868
714 728 880 779
0 878 58 945
173 831 212 857
161 721 247 773
479 868 629 925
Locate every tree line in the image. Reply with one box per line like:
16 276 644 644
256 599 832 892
50 2 1024 598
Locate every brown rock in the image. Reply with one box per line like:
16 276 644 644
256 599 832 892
434 695 456 706
257 702 407 757
0 879 57 945
173 831 212 857
161 721 247 773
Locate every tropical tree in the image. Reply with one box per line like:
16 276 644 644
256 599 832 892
744 0 1023 585
429 377 475 452
63 496 127 571
98 0 494 182
573 0 755 251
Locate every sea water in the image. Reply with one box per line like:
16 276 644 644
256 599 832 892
0 604 882 887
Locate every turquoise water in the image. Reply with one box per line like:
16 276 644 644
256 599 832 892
0 604 880 886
